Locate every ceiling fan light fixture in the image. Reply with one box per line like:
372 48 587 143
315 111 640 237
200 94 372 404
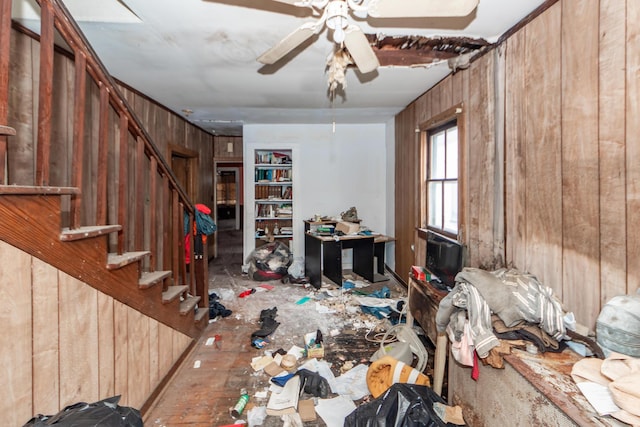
325 1 348 43
333 26 346 43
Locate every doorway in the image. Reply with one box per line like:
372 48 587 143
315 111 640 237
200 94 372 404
170 145 198 201
213 162 243 267
216 168 240 231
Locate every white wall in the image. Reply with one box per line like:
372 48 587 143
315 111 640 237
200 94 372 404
243 123 389 263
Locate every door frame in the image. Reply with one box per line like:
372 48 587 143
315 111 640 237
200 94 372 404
169 144 199 202
215 166 241 231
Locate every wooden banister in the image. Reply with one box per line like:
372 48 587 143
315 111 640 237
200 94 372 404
36 0 54 186
1 0 208 321
70 52 86 230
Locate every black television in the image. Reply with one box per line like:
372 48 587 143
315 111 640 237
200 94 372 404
426 230 464 288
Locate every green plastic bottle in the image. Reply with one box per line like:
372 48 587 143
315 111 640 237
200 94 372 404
231 388 249 418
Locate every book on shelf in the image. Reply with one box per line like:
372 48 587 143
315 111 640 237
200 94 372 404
255 168 291 183
282 186 292 199
255 151 292 165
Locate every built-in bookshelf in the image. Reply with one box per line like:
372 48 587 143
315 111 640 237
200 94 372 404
253 149 293 248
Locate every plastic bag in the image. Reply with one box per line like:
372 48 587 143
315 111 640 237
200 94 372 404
288 256 305 279
344 383 455 427
245 242 293 281
23 396 142 427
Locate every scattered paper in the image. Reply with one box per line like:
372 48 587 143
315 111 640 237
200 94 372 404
254 390 268 399
576 381 621 415
354 296 397 308
205 337 215 346
266 375 301 415
287 345 305 360
315 302 336 314
298 399 316 422
333 363 369 400
315 396 356 427
193 360 201 369
251 355 275 372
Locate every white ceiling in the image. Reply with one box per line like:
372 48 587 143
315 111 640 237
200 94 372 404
13 0 546 136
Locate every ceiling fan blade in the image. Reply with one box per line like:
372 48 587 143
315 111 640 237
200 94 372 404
367 0 479 18
343 25 379 74
257 22 318 65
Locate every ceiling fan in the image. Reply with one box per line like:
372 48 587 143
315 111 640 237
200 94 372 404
257 0 480 74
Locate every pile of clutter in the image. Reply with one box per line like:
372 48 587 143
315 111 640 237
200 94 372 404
233 334 464 427
223 285 466 427
435 266 640 425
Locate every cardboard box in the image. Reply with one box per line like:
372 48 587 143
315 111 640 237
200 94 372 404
304 332 325 358
411 265 430 282
335 221 360 235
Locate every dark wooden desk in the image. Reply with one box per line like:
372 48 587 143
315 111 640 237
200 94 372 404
304 233 394 288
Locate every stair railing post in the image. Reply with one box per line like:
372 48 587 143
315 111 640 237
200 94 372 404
36 0 54 186
0 0 13 184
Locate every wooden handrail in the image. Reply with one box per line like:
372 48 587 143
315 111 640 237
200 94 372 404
34 0 193 210
1 0 207 316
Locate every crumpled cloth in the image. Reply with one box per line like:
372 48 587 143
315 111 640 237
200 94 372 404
491 314 561 353
457 267 566 340
436 281 499 358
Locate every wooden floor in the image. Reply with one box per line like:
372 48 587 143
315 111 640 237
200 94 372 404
143 228 419 426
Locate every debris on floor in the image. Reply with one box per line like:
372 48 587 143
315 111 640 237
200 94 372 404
205 272 452 427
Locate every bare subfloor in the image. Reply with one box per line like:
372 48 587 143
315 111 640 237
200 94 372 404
145 229 426 427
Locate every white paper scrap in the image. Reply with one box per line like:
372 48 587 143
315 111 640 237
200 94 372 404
287 345 305 360
205 337 215 346
315 302 336 314
251 355 275 371
315 396 356 427
193 360 201 369
576 381 621 415
333 363 369 400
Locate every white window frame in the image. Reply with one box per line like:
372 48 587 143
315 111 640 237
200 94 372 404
425 119 459 238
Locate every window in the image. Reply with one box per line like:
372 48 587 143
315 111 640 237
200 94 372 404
426 120 458 235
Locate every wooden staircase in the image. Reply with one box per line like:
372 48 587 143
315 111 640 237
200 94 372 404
0 0 209 338
0 188 208 337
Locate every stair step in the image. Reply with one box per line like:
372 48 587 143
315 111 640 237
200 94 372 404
162 285 188 304
194 307 208 323
0 185 80 195
0 125 16 136
139 270 171 289
60 225 122 241
180 295 201 316
106 251 149 270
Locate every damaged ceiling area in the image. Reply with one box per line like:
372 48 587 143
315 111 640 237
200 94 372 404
12 0 547 136
369 34 491 68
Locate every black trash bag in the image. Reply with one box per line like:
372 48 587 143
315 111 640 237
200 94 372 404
296 368 330 398
344 384 458 427
23 395 142 427
245 242 293 281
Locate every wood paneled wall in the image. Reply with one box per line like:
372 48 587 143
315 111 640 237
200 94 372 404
117 85 215 209
0 240 191 426
395 0 640 329
214 135 243 160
